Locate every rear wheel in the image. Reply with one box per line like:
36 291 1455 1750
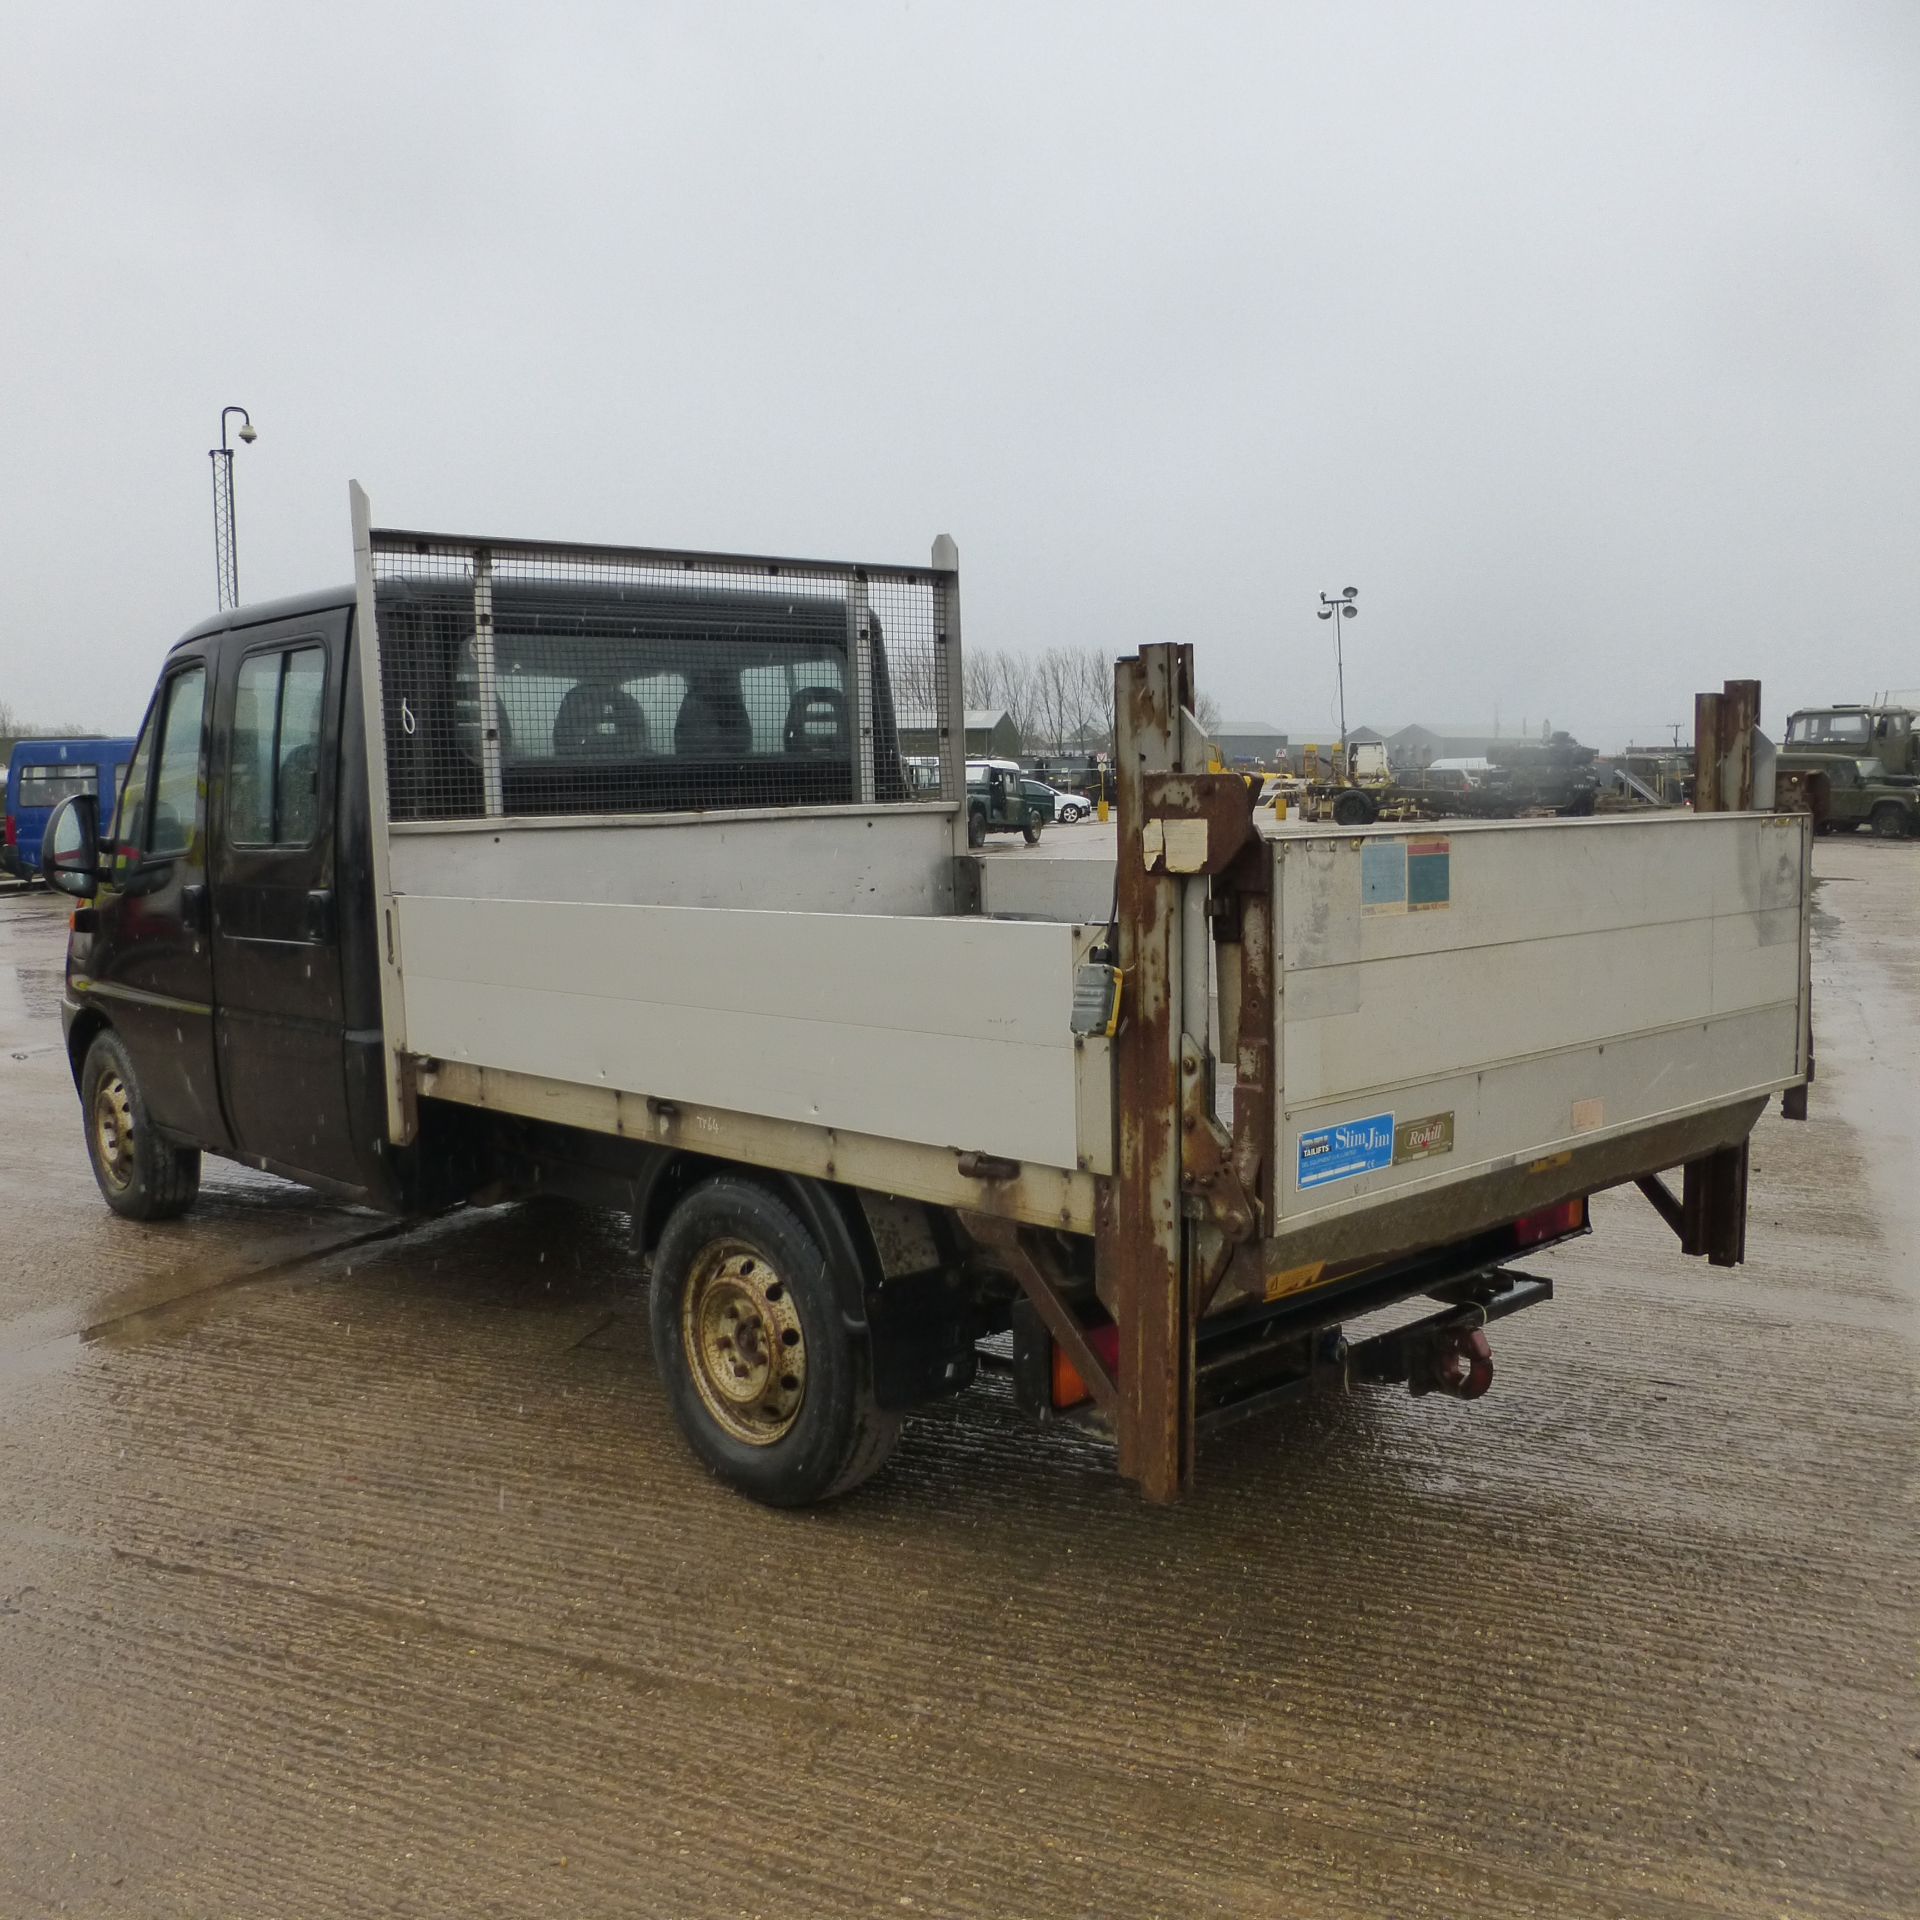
967 805 987 848
1022 814 1043 845
648 1179 898 1506
1871 802 1912 839
79 1030 200 1221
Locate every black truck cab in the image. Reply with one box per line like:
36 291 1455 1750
49 589 406 1215
42 574 913 1223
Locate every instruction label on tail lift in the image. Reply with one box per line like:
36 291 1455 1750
1298 1112 1396 1189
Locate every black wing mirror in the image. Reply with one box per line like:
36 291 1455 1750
40 791 102 899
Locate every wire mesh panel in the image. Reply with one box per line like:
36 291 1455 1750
366 528 956 824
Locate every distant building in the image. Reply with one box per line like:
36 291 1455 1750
897 707 1025 761
1212 720 1289 766
965 708 1023 758
1389 724 1516 769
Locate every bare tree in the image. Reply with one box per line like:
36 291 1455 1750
1030 645 1093 761
0 696 94 741
1074 647 1116 760
962 647 999 713
885 630 945 732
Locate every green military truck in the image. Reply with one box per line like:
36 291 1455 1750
1779 704 1917 838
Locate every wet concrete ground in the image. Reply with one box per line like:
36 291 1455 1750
1 841 1914 1918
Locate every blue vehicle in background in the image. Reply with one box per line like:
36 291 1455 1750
3 738 138 881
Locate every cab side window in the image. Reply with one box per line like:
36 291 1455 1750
231 646 326 846
115 713 157 850
147 666 207 856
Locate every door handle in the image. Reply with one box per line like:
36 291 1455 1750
304 889 335 943
181 882 208 933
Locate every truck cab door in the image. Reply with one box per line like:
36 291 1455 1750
90 649 230 1149
208 610 361 1186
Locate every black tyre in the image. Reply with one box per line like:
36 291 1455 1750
1331 789 1375 827
1870 803 1910 839
1022 814 1043 845
1059 802 1084 823
79 1029 200 1221
648 1178 899 1506
967 805 987 848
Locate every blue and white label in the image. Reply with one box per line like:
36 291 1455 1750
1297 1112 1396 1189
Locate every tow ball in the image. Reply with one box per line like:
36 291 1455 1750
1411 1325 1494 1400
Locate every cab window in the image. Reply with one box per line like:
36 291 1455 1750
147 667 207 856
115 714 157 851
231 646 326 846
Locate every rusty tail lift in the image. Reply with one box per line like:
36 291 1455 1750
979 656 1810 1505
976 644 1272 1501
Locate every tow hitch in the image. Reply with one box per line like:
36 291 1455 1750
1347 1276 1551 1401
1410 1324 1496 1400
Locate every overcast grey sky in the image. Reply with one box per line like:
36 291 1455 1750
2 0 1915 748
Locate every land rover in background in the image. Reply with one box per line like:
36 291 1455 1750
965 758 1044 844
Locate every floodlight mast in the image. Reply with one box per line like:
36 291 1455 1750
1317 588 1359 770
209 405 257 610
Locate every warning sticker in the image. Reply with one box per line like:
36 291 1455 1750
1298 1112 1396 1189
1361 840 1407 915
1394 1111 1455 1163
1265 1260 1328 1304
1407 837 1451 910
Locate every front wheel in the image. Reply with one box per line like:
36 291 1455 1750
1870 803 1912 839
79 1030 200 1221
648 1179 899 1506
967 805 987 848
1058 802 1084 823
1331 789 1376 827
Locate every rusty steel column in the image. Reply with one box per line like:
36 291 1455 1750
1696 678 1761 812
1105 644 1194 1501
1693 690 1724 812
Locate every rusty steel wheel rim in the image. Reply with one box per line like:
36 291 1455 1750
680 1239 807 1446
92 1073 136 1192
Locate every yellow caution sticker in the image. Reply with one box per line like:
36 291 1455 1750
1265 1260 1327 1303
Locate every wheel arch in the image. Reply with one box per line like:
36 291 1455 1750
636 1152 880 1330
66 1005 111 1091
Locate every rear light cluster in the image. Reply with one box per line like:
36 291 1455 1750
1513 1196 1588 1247
3 814 15 847
1052 1319 1120 1410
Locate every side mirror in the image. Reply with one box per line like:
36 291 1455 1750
41 792 102 898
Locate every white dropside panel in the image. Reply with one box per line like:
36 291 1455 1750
396 896 1087 1170
973 852 1117 925
389 807 959 916
1273 812 1809 1224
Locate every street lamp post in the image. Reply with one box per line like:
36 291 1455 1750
1316 586 1358 774
209 405 258 611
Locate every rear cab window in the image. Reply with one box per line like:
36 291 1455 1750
231 645 327 846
